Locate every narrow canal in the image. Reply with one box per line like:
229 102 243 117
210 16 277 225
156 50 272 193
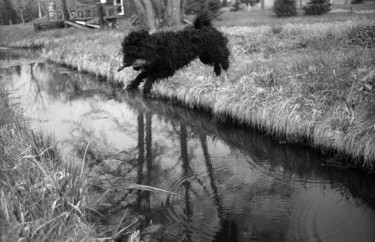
1 48 375 242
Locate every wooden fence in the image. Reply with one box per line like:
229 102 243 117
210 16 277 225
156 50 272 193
47 6 121 21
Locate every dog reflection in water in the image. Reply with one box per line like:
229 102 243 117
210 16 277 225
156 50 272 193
117 11 230 94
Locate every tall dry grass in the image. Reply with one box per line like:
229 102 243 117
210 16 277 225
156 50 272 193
0 88 96 241
0 87 176 240
154 20 375 169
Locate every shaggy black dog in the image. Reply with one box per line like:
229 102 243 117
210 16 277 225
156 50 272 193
117 11 230 94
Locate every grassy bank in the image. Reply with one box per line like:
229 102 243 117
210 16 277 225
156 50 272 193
1 10 375 170
0 86 171 240
0 88 96 241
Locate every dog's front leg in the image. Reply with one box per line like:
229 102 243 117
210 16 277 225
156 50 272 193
143 77 156 94
126 71 147 91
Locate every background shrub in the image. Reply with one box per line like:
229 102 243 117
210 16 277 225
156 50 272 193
242 0 261 6
351 0 364 4
303 0 331 15
185 0 222 16
273 0 298 17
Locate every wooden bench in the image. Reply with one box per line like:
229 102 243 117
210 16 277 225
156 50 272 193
34 20 65 32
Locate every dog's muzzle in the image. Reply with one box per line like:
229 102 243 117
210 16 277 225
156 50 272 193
132 59 147 70
117 59 147 72
117 64 129 72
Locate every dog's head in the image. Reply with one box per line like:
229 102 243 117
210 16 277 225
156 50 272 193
118 30 157 72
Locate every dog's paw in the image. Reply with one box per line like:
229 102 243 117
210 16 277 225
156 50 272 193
142 88 152 95
125 85 139 92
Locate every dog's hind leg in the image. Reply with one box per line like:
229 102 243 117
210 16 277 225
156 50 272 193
214 63 222 76
126 71 147 91
199 53 223 76
143 77 156 94
221 58 230 71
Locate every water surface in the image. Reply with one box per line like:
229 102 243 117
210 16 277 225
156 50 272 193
1 48 375 242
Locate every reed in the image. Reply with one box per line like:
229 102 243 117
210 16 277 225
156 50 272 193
0 88 97 241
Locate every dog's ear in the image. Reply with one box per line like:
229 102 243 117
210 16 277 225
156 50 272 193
137 30 151 38
124 30 150 44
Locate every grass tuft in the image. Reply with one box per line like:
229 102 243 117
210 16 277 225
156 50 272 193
0 88 96 241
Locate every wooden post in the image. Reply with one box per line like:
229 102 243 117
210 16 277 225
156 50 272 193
165 0 180 28
47 0 50 21
37 0 42 18
97 1 104 28
19 7 25 24
142 0 157 31
17 0 25 24
132 0 149 30
61 0 69 20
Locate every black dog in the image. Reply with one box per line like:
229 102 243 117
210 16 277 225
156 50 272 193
117 11 230 94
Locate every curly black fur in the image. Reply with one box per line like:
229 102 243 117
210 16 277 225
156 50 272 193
118 11 230 94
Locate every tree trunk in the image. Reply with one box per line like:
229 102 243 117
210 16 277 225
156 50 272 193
17 0 25 24
132 0 156 31
152 0 165 21
19 6 24 24
141 0 156 32
166 0 181 27
37 0 42 18
261 0 265 10
132 0 147 29
61 0 69 20
96 0 104 27
181 0 187 16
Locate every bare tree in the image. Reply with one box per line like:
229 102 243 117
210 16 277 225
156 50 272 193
132 0 182 31
152 0 166 25
141 0 156 31
17 0 25 23
165 0 181 27
61 0 69 20
132 0 147 27
132 0 156 31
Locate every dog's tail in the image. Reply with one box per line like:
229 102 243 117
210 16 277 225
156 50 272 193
194 10 212 29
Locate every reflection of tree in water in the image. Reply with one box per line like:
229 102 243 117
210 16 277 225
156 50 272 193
5 63 46 107
131 109 239 241
180 124 193 242
135 112 166 214
136 112 151 212
200 134 239 242
137 113 145 185
29 63 44 104
123 93 375 210
40 64 119 102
